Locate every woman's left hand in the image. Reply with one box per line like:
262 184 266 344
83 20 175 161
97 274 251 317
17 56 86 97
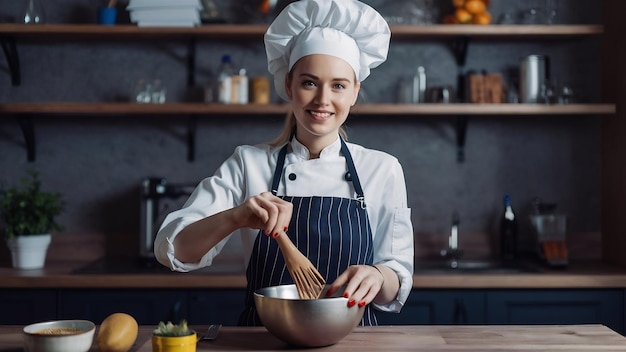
325 265 385 308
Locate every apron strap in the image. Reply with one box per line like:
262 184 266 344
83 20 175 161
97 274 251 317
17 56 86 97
340 137 366 208
270 143 289 196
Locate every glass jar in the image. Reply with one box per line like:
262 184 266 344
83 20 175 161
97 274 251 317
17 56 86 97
21 0 45 24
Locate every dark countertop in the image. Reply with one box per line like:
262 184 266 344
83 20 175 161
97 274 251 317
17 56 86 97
3 257 626 289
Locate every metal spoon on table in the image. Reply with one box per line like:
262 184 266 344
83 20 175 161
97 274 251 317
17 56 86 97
199 324 221 341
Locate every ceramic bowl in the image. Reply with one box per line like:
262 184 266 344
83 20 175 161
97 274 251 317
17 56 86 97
152 332 197 352
254 284 364 347
23 320 95 352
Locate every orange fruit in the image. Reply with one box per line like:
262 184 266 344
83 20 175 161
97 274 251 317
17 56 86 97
452 0 465 8
464 0 487 15
455 8 473 24
472 11 492 25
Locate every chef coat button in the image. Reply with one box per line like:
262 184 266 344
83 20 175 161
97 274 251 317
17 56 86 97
288 173 297 181
344 172 352 181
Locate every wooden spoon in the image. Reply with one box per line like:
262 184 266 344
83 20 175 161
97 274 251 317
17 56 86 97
275 231 326 299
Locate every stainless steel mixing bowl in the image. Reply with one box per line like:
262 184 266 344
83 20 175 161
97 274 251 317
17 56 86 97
254 284 364 347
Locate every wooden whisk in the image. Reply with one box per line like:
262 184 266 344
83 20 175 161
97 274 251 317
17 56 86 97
275 231 326 299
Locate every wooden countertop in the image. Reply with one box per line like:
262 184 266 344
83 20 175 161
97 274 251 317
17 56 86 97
3 259 626 289
1 325 625 351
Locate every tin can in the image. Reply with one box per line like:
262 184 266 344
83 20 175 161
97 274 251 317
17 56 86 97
519 55 547 103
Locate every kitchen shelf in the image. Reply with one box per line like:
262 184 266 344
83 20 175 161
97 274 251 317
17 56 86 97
0 24 604 38
0 24 604 84
391 24 604 38
0 102 616 116
0 23 608 162
2 102 614 163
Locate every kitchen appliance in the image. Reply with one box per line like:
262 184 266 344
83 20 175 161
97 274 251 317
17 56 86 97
139 177 195 266
519 54 548 103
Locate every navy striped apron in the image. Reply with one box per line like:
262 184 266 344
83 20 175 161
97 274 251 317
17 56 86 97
238 137 377 326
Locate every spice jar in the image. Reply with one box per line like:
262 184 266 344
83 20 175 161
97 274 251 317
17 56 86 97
251 76 270 104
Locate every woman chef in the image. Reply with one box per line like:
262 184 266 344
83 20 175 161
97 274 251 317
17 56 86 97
154 0 414 326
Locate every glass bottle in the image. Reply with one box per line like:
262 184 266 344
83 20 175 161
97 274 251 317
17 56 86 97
411 66 426 103
216 55 234 104
500 194 518 261
21 0 45 24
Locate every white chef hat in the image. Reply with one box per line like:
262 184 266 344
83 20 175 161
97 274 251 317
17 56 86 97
265 0 391 101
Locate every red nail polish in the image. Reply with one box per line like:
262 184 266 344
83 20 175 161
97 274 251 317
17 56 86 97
358 301 366 308
283 226 288 231
348 299 356 307
325 290 333 297
272 232 279 238
343 292 349 298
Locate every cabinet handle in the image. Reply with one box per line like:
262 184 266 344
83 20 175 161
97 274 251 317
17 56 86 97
453 298 468 324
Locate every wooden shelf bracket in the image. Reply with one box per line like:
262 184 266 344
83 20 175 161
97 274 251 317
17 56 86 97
1 36 20 86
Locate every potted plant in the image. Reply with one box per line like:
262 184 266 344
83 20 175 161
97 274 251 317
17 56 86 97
0 170 64 269
152 320 197 352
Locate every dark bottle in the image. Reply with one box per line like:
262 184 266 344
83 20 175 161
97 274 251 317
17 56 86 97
500 194 518 261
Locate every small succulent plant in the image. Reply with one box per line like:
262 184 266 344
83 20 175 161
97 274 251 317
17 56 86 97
153 320 194 337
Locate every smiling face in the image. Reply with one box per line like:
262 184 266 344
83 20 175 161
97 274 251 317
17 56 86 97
285 54 360 152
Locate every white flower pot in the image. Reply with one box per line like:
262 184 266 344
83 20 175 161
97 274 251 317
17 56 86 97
6 234 51 270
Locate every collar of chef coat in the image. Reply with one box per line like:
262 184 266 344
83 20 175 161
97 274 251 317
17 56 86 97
280 135 354 198
289 135 342 160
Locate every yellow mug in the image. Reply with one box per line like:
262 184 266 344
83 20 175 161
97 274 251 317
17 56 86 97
152 332 197 352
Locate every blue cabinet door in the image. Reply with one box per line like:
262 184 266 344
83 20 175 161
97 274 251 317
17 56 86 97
376 289 486 325
0 289 57 325
187 289 246 326
58 289 188 325
486 289 624 335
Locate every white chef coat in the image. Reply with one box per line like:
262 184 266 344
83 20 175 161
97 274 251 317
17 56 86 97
155 136 414 312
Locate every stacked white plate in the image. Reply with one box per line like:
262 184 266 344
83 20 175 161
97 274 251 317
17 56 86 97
127 0 201 27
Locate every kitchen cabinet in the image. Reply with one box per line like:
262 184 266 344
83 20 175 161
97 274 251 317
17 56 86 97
58 289 188 325
0 289 57 325
486 289 624 335
1 286 624 334
0 24 615 161
187 289 247 326
376 288 624 335
376 289 485 325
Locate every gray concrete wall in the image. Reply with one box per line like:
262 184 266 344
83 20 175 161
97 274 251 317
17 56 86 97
0 0 604 260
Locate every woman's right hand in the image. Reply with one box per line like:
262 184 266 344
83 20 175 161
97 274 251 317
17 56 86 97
233 192 293 238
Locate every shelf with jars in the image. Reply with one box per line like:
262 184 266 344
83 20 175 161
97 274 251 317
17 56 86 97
0 102 615 116
0 23 606 85
0 23 604 37
0 23 613 162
